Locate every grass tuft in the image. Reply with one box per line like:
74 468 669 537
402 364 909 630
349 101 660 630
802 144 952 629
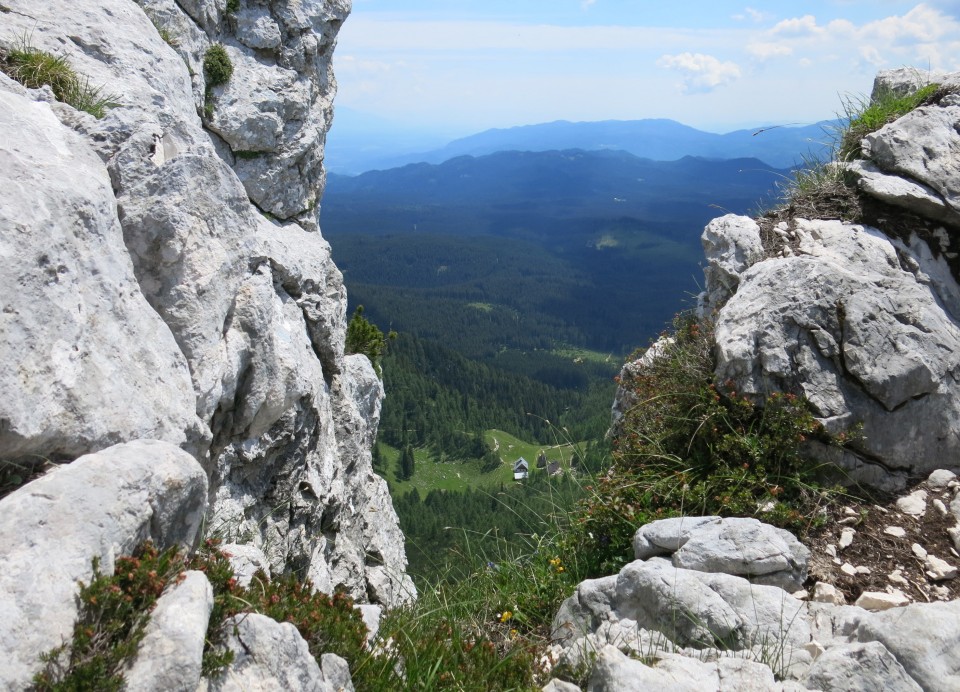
767 78 941 222
570 313 849 576
838 82 939 160
0 36 119 118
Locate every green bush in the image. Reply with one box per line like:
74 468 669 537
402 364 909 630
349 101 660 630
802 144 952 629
35 538 548 690
33 542 184 690
226 0 240 14
571 314 843 576
203 44 233 87
345 305 396 377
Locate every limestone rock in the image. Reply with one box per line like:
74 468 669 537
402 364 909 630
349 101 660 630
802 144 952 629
802 641 922 692
871 67 945 101
0 441 207 691
124 571 214 692
587 645 786 692
667 517 809 591
205 613 336 692
614 559 809 651
220 543 271 588
928 469 957 489
857 600 960 692
552 575 619 644
0 0 411 605
897 490 928 517
0 86 203 462
320 653 354 692
846 159 960 226
700 214 765 313
707 217 960 485
632 516 722 559
543 680 582 692
925 555 958 581
863 104 960 213
855 590 910 611
812 583 846 606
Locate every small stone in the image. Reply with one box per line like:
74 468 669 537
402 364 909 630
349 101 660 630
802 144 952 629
855 590 910 611
812 582 846 605
949 481 959 491
841 563 858 576
873 504 889 514
934 585 951 599
949 526 960 553
888 569 908 586
897 490 928 516
884 526 907 538
934 499 949 516
825 544 837 558
856 566 872 575
833 558 843 565
925 555 958 581
843 506 858 516
792 589 810 601
838 516 859 526
928 469 957 489
839 528 856 550
804 641 826 659
912 543 929 560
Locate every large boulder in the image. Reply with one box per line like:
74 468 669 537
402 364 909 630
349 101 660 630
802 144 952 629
706 217 960 488
857 600 960 692
634 516 809 591
0 84 204 463
0 441 208 690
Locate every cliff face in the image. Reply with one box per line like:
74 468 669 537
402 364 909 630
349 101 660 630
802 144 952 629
0 0 410 625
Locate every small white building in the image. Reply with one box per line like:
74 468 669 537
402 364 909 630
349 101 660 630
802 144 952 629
513 457 529 480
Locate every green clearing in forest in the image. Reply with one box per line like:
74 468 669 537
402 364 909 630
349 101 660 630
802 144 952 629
378 429 580 496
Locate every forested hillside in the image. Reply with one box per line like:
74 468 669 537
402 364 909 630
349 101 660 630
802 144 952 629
324 148 787 585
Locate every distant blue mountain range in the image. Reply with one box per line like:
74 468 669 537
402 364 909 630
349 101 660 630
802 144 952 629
325 115 838 174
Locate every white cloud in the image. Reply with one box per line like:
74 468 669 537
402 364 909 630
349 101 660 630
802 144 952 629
657 52 742 93
732 6 773 23
581 0 597 9
770 15 821 37
747 42 793 60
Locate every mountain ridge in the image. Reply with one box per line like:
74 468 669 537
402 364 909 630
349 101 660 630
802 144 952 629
325 116 837 174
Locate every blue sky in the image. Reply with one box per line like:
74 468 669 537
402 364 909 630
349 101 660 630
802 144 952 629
333 1 960 136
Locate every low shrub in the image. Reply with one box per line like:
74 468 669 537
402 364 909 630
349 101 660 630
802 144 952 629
345 305 396 377
203 44 233 87
33 542 184 690
571 313 844 576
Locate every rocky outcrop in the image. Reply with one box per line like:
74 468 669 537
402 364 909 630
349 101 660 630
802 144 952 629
691 69 960 489
591 68 960 691
0 0 411 687
547 513 960 692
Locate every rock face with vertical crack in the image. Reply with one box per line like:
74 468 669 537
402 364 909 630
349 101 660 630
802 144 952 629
0 0 412 656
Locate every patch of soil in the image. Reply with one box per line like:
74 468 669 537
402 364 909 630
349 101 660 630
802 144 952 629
805 478 960 605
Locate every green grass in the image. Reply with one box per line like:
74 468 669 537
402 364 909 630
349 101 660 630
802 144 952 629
772 80 942 221
378 429 580 496
0 37 119 118
550 344 618 366
839 82 939 160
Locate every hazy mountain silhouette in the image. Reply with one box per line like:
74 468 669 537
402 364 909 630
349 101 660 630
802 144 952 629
325 116 836 173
